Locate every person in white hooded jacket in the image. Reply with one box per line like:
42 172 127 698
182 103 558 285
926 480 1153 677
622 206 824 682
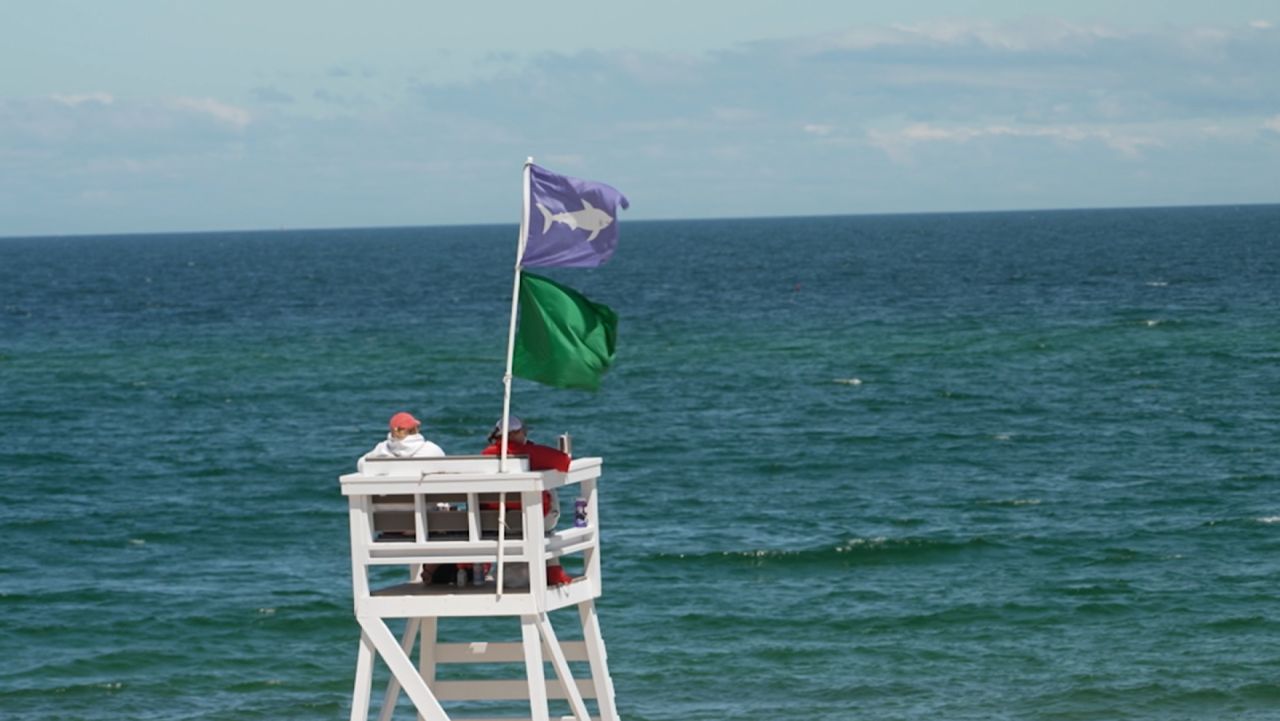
359 411 449 582
358 411 445 472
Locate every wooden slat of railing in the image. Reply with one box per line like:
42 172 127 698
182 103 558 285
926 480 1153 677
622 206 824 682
431 678 596 701
433 641 589 663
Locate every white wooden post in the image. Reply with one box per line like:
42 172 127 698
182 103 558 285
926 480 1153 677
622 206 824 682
348 498 372 602
579 600 620 721
496 494 507 597
583 477 602 591
350 630 376 721
418 617 438 721
521 614 550 721
414 494 427 541
524 489 547 609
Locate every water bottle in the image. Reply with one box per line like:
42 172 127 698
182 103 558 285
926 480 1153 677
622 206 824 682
472 563 485 586
574 497 588 528
456 566 469 586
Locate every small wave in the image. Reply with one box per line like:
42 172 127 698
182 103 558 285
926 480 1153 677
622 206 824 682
1203 615 1268 631
832 377 863 386
651 535 997 567
977 498 1041 507
1144 319 1161 327
1070 601 1133 616
227 677 288 692
11 680 128 698
876 600 1060 631
1145 281 1169 287
1059 583 1130 597
1212 516 1280 527
1237 682 1280 701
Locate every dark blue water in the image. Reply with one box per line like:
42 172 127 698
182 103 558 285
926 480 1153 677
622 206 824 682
2 206 1279 720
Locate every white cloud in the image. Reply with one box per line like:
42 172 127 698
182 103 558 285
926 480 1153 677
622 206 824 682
868 122 1161 161
890 18 1125 51
612 117 694 133
50 92 114 107
1249 20 1273 30
543 153 585 167
802 123 834 136
250 86 294 104
712 107 758 122
612 49 702 85
806 18 1126 54
172 97 251 130
1264 115 1280 134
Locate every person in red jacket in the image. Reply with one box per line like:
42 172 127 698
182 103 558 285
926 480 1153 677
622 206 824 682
482 415 570 471
481 415 575 586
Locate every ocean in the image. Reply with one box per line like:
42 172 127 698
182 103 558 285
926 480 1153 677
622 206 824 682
2 205 1278 720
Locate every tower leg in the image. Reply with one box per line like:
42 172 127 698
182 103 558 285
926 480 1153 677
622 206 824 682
520 614 550 721
579 600 620 721
417 617 439 721
351 630 376 721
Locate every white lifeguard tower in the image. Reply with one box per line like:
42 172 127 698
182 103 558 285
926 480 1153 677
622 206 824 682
340 454 620 721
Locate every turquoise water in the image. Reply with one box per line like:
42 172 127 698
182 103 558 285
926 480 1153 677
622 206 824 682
2 206 1279 720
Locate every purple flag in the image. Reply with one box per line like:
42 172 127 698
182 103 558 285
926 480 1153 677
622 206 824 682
522 164 629 268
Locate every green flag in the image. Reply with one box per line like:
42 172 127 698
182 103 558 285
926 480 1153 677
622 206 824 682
514 272 618 391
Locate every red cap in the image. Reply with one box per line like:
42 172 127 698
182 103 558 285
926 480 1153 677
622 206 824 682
389 412 420 431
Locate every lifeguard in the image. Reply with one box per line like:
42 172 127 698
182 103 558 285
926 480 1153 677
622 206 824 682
481 416 574 587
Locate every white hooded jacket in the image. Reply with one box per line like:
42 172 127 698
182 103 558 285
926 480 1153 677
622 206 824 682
358 433 445 471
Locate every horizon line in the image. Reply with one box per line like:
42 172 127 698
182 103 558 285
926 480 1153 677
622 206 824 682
2 200 1277 241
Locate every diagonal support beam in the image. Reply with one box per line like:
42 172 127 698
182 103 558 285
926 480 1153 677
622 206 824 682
535 614 591 721
377 618 422 721
358 616 451 721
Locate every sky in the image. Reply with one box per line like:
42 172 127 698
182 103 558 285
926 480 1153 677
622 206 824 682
2 1 1279 236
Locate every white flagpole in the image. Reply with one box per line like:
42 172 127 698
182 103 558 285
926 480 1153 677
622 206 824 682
500 156 533 471
495 156 533 596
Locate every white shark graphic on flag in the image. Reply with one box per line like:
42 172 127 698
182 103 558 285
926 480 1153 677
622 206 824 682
522 164 629 268
536 201 614 242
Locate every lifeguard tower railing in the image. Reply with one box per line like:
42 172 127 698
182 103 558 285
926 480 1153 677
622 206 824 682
340 455 618 721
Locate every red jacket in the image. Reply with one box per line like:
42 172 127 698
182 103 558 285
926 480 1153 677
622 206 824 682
481 440 571 472
481 440 571 508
